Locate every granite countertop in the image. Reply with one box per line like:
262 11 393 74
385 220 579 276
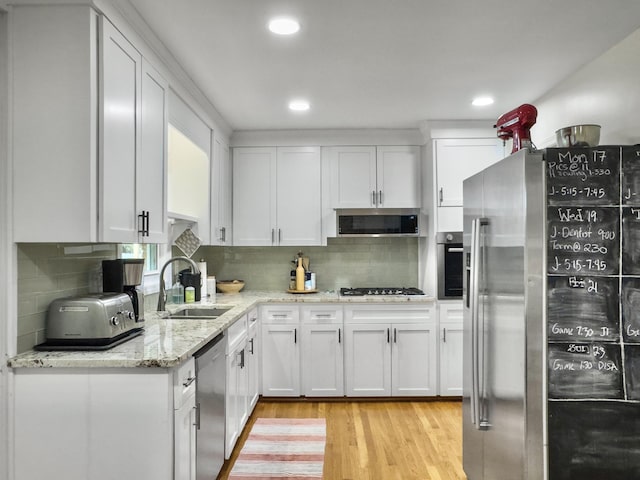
7 290 435 369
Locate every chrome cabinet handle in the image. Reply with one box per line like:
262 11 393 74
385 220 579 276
393 327 397 343
439 187 444 205
294 328 297 344
379 190 383 206
194 403 201 429
387 327 390 343
220 227 226 242
338 328 341 344
249 338 254 354
443 328 447 343
183 376 196 388
278 228 282 243
372 190 376 206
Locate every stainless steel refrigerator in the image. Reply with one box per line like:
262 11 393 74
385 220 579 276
463 148 545 480
463 146 640 480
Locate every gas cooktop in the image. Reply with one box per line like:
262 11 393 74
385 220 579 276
340 287 425 296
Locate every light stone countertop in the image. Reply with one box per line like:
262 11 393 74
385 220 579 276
7 290 436 369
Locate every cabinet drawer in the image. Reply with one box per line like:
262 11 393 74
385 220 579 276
301 305 343 324
226 314 248 353
260 304 300 323
344 304 434 324
174 357 196 409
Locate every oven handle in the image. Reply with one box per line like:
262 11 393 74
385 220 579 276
448 247 464 253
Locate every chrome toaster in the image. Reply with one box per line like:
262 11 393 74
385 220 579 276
37 293 144 350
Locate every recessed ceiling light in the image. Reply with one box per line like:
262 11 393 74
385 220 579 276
288 100 310 112
472 96 494 106
268 17 300 35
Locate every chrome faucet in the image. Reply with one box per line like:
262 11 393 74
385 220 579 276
157 256 200 311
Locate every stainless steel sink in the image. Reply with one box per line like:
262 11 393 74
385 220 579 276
167 307 232 319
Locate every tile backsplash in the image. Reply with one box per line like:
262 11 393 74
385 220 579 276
16 243 117 353
16 237 419 353
187 237 419 292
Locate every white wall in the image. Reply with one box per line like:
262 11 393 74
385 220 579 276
532 28 640 147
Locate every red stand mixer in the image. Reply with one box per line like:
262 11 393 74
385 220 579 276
495 104 538 153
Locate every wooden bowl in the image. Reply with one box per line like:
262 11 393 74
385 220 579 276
216 280 245 294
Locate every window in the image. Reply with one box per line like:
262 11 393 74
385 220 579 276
119 243 159 273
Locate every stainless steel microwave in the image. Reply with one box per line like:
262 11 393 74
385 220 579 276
336 209 420 237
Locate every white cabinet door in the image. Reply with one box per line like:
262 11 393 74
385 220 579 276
391 323 437 396
301 304 344 397
435 138 503 207
439 301 464 396
225 343 242 457
439 323 463 396
247 310 261 410
329 146 377 208
98 16 141 243
276 147 322 245
233 147 276 245
12 6 99 242
344 323 391 396
211 136 233 245
261 323 300 396
174 394 197 480
376 146 421 208
138 60 168 243
302 323 344 396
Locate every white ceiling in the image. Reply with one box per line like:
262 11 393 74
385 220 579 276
126 0 640 131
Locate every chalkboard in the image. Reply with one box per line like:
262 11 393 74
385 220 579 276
622 278 640 343
548 342 623 399
546 146 620 206
547 206 619 275
622 146 640 205
547 276 619 342
624 345 640 400
622 207 640 274
548 401 640 480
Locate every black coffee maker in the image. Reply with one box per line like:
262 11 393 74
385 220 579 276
102 259 145 322
179 268 202 302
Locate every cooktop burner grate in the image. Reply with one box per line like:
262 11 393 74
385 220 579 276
340 287 425 296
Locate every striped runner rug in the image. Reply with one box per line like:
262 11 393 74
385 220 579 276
228 418 326 479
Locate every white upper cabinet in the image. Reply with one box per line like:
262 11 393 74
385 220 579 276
11 6 167 243
210 136 232 245
376 146 422 208
233 146 321 246
138 61 169 244
435 138 504 207
329 145 421 208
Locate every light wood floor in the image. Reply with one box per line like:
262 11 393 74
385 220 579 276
217 399 467 480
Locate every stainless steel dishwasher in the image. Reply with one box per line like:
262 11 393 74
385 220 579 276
194 333 226 480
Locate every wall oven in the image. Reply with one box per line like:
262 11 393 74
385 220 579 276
437 231 463 299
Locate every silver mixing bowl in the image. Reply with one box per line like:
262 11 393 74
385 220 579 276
555 124 601 147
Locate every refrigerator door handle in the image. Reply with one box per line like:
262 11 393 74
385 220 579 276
470 217 489 431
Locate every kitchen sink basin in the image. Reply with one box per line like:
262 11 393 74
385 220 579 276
167 307 232 319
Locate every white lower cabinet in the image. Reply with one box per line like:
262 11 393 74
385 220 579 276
344 305 437 397
260 304 301 396
225 315 249 458
301 305 344 397
438 301 464 396
13 361 195 480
